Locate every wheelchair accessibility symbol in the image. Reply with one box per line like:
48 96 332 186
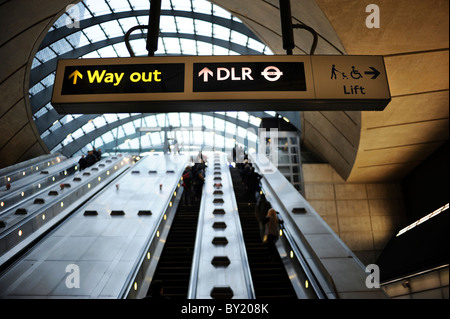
331 65 363 80
350 66 363 79
331 64 380 80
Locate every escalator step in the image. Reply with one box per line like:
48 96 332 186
147 200 200 299
229 167 297 299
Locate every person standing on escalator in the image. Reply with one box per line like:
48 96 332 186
263 208 280 257
181 166 193 205
243 167 262 203
255 194 272 241
192 161 205 202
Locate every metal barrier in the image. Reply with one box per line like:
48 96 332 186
188 152 255 299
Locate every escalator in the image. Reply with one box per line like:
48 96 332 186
147 197 200 299
230 167 297 299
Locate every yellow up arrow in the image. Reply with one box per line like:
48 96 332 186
69 70 83 84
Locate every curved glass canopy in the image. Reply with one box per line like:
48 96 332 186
29 0 283 157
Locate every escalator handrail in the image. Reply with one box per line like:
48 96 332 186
188 153 255 299
276 212 336 299
225 164 256 299
121 156 187 298
251 154 339 299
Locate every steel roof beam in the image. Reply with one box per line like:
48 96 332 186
39 9 260 50
97 128 250 155
56 112 260 156
30 32 260 87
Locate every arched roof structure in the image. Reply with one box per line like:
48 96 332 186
28 0 290 158
0 0 447 184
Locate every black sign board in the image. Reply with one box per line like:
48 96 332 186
192 62 306 92
61 63 184 95
51 55 391 114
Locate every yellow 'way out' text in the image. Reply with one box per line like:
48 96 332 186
86 70 162 86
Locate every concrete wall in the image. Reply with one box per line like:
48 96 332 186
0 0 75 169
303 163 406 265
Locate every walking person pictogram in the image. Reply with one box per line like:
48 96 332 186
331 64 348 80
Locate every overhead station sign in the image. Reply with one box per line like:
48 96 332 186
61 63 184 95
192 62 306 92
52 55 391 114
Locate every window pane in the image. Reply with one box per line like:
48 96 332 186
176 16 195 34
163 38 181 54
82 121 96 134
128 138 139 149
116 127 125 139
119 17 143 34
92 116 107 128
83 24 107 42
191 113 202 127
156 114 166 126
113 42 130 57
82 50 101 59
141 136 151 148
214 118 225 131
92 136 103 148
144 115 158 127
152 132 162 145
168 113 180 127
129 39 147 56
66 31 87 48
180 39 197 55
72 127 84 140
160 16 177 33
50 38 73 55
102 131 114 144
86 0 111 16
247 38 265 53
100 20 123 38
238 111 249 122
97 45 118 58
203 115 214 129
35 47 57 64
225 122 236 135
213 45 229 55
192 0 211 15
213 4 232 19
161 0 173 10
195 20 212 37
128 0 149 11
197 41 212 55
122 122 135 135
105 0 131 13
213 24 231 41
231 30 248 45
172 0 192 11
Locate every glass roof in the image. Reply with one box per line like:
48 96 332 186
29 0 278 157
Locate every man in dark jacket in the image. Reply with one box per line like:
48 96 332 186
244 167 262 203
192 163 205 202
78 155 88 171
181 166 193 205
85 151 97 167
255 194 272 240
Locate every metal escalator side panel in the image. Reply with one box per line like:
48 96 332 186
188 151 255 299
249 152 388 299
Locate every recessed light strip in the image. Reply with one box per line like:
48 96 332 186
396 203 449 237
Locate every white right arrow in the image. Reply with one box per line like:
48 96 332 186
198 67 214 82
